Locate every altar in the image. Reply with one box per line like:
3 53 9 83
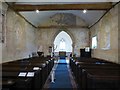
59 51 66 59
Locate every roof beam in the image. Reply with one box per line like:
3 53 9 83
12 3 112 11
38 25 88 29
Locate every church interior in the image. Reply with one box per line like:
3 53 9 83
0 1 120 90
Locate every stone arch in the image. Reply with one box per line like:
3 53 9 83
51 28 75 45
51 28 76 56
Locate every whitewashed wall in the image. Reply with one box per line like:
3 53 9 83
2 3 37 63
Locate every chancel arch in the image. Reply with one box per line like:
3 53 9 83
53 30 74 57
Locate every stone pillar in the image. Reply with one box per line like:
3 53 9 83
72 43 75 57
51 43 55 57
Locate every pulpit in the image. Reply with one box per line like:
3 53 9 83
80 48 91 58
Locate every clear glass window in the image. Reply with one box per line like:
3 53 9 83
92 36 97 49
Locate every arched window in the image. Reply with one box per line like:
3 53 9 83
59 38 65 51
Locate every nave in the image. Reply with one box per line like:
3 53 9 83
1 1 120 90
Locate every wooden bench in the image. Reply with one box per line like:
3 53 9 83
2 56 54 90
82 69 120 90
69 57 120 90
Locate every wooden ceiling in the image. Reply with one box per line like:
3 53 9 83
38 25 88 29
12 3 112 11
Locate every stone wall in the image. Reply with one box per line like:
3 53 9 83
3 3 119 64
118 3 120 64
36 13 89 57
90 3 119 64
2 3 37 63
0 2 2 63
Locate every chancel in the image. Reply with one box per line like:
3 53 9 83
0 1 120 90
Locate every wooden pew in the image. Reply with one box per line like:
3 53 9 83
82 69 120 90
3 66 44 90
2 56 54 90
1 72 33 90
70 57 120 90
1 78 16 90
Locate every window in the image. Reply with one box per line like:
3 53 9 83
85 47 90 52
92 36 97 49
59 38 65 51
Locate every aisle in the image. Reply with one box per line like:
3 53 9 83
43 59 77 90
49 59 72 89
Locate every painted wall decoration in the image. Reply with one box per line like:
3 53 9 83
100 16 111 50
51 13 76 26
15 21 25 51
2 6 37 63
